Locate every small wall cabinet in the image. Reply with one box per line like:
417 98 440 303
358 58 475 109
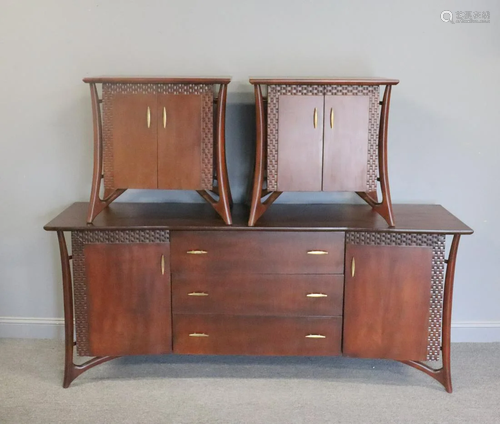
83 77 233 225
248 78 399 227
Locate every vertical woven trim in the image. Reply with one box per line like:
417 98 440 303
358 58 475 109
71 230 170 356
101 83 214 190
266 85 380 192
345 232 446 362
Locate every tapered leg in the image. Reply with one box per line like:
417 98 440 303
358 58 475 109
57 231 117 387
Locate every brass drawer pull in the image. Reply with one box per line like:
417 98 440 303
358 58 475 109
189 333 209 337
307 250 328 255
306 293 328 298
306 334 326 339
330 108 334 128
187 250 208 255
147 106 151 128
313 107 318 128
188 292 209 297
351 257 356 277
161 255 165 275
163 107 167 128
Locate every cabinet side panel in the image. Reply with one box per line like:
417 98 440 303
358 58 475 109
71 230 170 356
323 95 370 191
344 232 445 361
277 95 324 191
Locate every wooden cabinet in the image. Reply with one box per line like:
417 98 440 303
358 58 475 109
45 203 472 391
277 94 370 192
83 77 233 225
248 77 399 227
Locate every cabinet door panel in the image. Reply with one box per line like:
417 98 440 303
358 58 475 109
277 95 324 191
343 244 432 361
323 95 370 191
157 94 202 190
111 94 158 189
84 243 171 356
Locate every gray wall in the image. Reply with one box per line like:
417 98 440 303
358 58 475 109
0 0 498 341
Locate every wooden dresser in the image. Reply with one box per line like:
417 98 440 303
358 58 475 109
44 202 472 391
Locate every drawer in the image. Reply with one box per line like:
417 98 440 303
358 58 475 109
172 274 344 316
173 315 342 356
171 231 345 274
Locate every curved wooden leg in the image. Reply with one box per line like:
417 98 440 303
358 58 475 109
57 231 118 388
198 83 232 225
399 235 461 393
356 85 395 228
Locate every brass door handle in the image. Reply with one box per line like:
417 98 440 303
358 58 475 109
306 293 328 298
306 334 326 339
147 106 151 128
307 250 328 255
330 108 334 128
187 250 208 255
351 257 355 277
188 292 209 297
189 333 209 337
161 255 165 275
313 108 318 128
163 107 167 128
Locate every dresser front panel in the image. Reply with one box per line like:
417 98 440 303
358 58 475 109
172 274 344 316
171 231 345 274
173 315 342 356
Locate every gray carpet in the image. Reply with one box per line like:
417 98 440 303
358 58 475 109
0 340 499 424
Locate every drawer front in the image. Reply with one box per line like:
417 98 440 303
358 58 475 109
171 231 345 274
172 274 344 316
173 315 342 356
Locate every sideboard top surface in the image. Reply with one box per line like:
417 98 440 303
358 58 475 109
83 76 232 84
249 77 400 86
44 203 473 235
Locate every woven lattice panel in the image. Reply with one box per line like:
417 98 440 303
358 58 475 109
71 230 170 356
345 232 446 362
101 83 214 190
266 85 380 192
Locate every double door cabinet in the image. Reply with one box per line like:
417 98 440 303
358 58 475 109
45 203 472 392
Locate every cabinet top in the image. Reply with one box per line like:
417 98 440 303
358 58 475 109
83 76 232 84
44 203 473 235
249 77 399 85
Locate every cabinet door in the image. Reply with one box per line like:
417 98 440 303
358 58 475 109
157 94 203 190
277 95 324 191
322 95 370 191
84 243 171 356
343 244 432 361
111 93 158 189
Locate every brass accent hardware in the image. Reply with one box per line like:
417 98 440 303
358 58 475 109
188 292 209 297
330 108 334 128
187 250 208 255
307 250 328 255
189 333 209 337
147 107 151 128
163 107 167 128
306 334 326 339
313 108 318 128
351 257 355 277
161 255 165 275
306 293 328 298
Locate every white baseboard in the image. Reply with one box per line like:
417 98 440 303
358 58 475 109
1 317 500 342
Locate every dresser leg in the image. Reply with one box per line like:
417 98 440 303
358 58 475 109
57 231 117 388
399 235 461 393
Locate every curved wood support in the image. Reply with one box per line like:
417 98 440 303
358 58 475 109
400 235 461 393
57 231 118 388
356 84 394 227
87 83 125 224
198 83 232 225
248 84 281 226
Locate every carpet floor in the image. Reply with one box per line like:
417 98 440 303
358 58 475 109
0 340 499 424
